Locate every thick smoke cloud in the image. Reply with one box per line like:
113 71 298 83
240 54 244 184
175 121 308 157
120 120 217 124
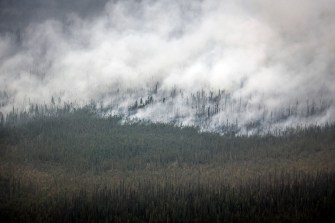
0 0 334 132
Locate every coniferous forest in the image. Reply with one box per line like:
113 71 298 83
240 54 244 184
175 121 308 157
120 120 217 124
1 0 335 222
0 105 335 222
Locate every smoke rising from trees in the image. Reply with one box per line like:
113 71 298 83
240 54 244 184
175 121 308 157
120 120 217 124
0 0 334 133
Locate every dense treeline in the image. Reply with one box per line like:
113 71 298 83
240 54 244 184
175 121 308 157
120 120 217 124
0 108 335 222
1 172 335 223
1 85 333 134
1 108 334 171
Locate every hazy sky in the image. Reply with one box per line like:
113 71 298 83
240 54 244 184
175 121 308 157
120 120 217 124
0 0 334 121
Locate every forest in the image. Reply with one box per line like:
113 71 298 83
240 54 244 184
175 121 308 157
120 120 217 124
0 105 334 222
1 0 335 222
1 86 333 135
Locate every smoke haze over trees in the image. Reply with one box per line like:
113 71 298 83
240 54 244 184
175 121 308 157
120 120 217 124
1 2 335 221
0 0 335 133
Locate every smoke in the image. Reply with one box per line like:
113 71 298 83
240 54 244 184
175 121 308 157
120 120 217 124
0 0 335 132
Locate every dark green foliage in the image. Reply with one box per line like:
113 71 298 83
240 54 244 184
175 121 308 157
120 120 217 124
1 109 335 222
2 109 334 171
0 172 335 223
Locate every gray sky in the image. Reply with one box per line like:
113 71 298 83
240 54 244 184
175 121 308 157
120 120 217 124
0 0 108 32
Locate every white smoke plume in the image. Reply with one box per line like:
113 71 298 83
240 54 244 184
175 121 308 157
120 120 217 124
0 0 334 133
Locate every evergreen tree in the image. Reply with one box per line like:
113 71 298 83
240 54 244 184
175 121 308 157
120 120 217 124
0 112 3 126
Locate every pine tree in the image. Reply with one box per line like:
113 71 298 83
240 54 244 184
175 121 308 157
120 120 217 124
0 112 3 126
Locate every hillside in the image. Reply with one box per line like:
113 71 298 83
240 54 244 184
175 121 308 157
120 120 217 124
1 109 335 222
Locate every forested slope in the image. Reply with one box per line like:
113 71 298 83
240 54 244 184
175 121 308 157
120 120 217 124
0 109 335 222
